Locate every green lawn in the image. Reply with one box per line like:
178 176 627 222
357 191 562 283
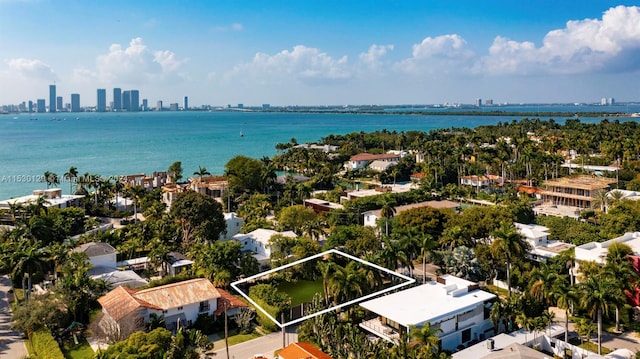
568 338 612 355
62 338 95 359
277 279 324 306
212 329 261 349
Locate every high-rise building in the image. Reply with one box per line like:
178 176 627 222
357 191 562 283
97 89 107 112
130 90 139 112
56 96 63 112
28 100 33 113
71 94 80 112
184 96 188 110
475 98 482 107
122 90 131 111
169 103 179 111
113 88 122 111
156 100 163 111
142 99 148 111
49 84 56 112
37 99 46 113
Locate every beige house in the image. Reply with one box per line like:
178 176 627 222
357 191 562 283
540 175 617 208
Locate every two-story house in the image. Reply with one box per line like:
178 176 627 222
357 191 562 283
97 278 223 340
359 275 496 352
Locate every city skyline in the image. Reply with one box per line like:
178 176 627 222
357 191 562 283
1 1 639 106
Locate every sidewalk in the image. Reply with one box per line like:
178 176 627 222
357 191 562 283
0 275 28 359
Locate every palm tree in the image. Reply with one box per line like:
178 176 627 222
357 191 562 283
579 276 616 355
439 225 473 250
11 239 47 303
604 242 637 333
418 233 436 283
380 197 396 237
529 264 563 305
591 189 610 213
408 323 442 356
550 280 576 342
378 237 411 273
193 165 211 179
491 222 529 297
63 166 78 195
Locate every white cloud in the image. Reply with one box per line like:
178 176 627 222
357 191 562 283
358 44 394 71
93 37 187 85
5 58 57 80
214 22 244 32
395 34 475 74
478 5 640 75
225 45 351 85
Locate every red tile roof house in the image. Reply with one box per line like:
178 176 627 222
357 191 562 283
97 278 246 341
278 342 333 359
344 153 400 171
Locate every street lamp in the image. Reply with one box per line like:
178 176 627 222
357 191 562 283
224 298 230 359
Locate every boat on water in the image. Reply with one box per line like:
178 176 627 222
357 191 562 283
240 130 244 137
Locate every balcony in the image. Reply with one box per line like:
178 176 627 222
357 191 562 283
359 317 401 342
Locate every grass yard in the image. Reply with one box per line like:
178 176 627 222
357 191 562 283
212 329 261 349
62 338 95 359
277 279 324 306
568 338 612 355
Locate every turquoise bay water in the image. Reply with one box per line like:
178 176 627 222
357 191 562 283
0 109 637 199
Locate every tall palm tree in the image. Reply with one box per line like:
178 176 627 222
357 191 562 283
63 166 78 195
379 197 396 237
491 222 529 297
579 276 616 355
418 233 436 283
550 279 576 342
604 242 637 332
11 239 47 303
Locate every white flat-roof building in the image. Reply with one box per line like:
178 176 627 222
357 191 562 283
233 229 297 263
341 183 417 202
0 188 84 210
364 200 460 227
359 275 496 351
575 231 640 267
515 223 574 262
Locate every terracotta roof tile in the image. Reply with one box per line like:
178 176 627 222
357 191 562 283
278 342 333 359
214 288 249 315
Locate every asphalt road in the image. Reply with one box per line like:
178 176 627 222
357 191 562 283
0 275 28 359
212 328 298 359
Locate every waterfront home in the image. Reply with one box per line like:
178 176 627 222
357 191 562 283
341 182 416 202
459 175 502 188
161 182 185 209
188 175 228 204
359 275 496 351
344 153 400 171
232 228 297 263
97 278 221 339
0 188 84 212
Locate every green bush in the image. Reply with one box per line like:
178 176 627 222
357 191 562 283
30 329 65 359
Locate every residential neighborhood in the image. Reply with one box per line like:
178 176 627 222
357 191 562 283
5 119 640 359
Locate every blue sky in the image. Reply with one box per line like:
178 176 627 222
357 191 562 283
1 0 639 106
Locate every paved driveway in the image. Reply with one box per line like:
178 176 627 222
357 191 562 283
0 275 28 359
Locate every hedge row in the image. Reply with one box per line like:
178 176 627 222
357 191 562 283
30 329 65 359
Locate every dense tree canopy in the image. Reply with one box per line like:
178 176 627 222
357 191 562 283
169 190 225 245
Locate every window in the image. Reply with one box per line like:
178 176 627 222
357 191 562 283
461 328 471 343
177 306 184 310
199 301 210 312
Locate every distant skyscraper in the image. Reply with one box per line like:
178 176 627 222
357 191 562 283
49 84 56 113
37 99 46 113
130 90 139 112
475 98 482 107
71 94 80 112
156 101 163 111
142 99 148 111
97 89 107 112
56 96 63 112
184 96 188 110
113 88 122 111
28 100 33 113
122 91 131 111
169 103 179 111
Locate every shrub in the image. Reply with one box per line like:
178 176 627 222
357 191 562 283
30 329 65 359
